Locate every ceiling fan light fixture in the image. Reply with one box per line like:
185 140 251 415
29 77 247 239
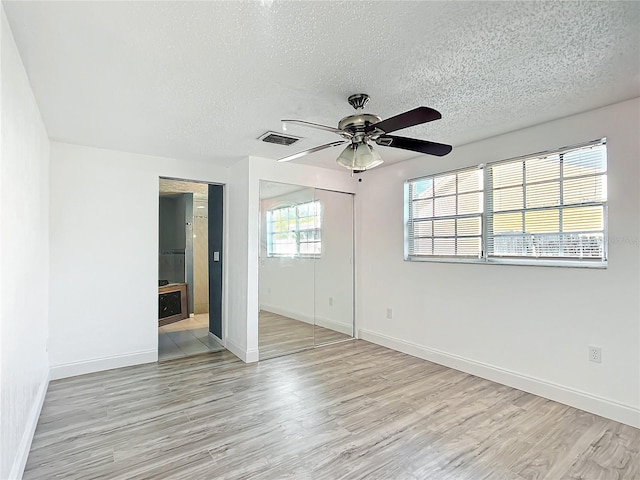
336 144 357 169
355 143 383 170
336 142 384 171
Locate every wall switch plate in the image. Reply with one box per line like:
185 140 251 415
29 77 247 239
386 308 393 320
329 297 333 306
588 345 602 363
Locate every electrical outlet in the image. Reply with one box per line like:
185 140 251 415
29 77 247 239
588 345 602 363
329 297 333 306
386 308 393 320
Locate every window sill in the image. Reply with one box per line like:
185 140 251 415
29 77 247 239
404 255 607 269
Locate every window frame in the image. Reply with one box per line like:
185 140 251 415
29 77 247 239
404 138 608 268
404 165 485 260
266 200 322 258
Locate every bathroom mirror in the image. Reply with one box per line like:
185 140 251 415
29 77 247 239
258 181 354 359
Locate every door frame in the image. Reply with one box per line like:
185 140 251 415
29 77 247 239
157 176 227 349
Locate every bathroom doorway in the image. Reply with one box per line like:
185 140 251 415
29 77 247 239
157 178 224 361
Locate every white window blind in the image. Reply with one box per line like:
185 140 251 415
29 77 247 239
406 167 484 258
404 138 607 267
267 201 322 257
487 141 607 262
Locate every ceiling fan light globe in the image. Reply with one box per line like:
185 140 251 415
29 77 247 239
336 142 384 171
336 144 357 170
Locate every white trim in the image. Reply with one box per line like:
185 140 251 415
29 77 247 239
49 350 157 380
359 328 640 428
225 337 258 363
9 372 49 480
246 348 259 363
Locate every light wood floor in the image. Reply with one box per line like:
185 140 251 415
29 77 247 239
25 341 639 480
259 310 351 359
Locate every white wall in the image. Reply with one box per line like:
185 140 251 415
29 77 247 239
225 157 251 360
357 98 640 427
259 187 354 334
0 8 51 479
48 142 228 378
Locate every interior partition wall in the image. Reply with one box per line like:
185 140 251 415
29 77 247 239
258 181 354 359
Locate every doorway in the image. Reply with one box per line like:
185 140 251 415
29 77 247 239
158 178 224 361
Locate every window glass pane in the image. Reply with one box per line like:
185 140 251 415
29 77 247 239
433 219 455 236
563 233 603 258
563 145 606 178
412 179 433 199
412 199 433 218
563 176 606 204
492 234 529 257
413 220 433 237
300 242 320 255
458 169 482 193
434 195 456 217
434 238 455 255
493 186 523 211
412 238 433 255
457 217 482 236
434 174 456 196
458 192 483 215
526 155 560 183
492 162 522 188
526 182 560 208
493 212 523 234
525 209 559 233
457 237 481 256
562 206 603 232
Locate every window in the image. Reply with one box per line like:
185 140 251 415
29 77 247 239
405 139 607 267
266 201 322 257
406 167 484 258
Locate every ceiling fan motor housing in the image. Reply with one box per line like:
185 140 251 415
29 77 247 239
338 113 382 134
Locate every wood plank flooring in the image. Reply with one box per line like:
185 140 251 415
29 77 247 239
259 310 351 359
24 341 639 480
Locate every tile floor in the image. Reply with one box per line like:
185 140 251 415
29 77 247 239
158 313 224 361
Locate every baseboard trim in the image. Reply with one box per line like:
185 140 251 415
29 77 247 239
359 328 640 428
246 348 259 363
49 350 157 380
9 371 49 480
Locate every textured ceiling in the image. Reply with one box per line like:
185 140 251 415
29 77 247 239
4 1 639 170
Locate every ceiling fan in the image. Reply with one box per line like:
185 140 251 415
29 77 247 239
278 93 452 172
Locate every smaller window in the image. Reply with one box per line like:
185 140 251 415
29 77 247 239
267 201 322 257
405 167 484 259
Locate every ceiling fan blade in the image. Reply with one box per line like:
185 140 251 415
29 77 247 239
277 141 347 163
366 107 442 134
375 135 452 157
281 119 346 135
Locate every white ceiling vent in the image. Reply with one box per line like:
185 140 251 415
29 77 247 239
259 131 301 146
